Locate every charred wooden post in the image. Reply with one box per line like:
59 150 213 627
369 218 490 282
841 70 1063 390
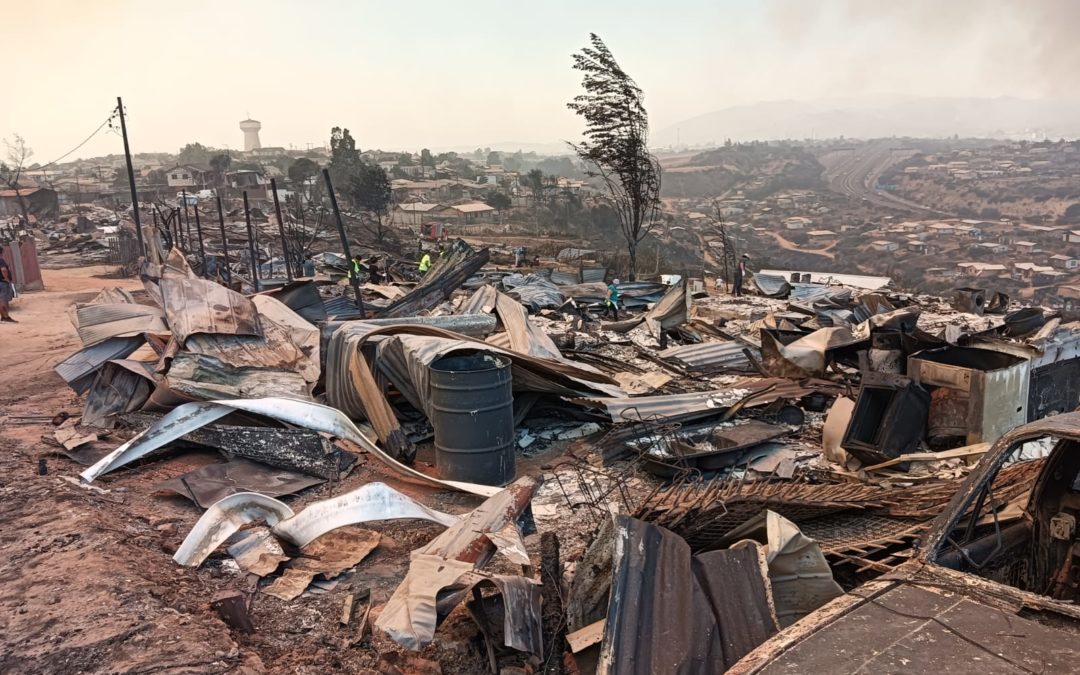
192 202 207 277
322 168 365 316
269 178 293 281
242 191 259 292
215 196 232 283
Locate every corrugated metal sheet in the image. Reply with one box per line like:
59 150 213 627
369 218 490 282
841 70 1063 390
659 341 755 371
581 266 607 283
597 516 778 674
54 336 145 394
323 295 365 319
501 273 565 311
753 273 792 298
72 303 169 346
550 269 579 286
265 280 327 323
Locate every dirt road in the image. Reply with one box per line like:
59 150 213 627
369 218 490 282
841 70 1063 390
0 266 499 673
767 231 837 259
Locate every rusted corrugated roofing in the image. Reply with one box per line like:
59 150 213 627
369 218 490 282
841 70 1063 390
659 341 754 371
71 303 169 346
159 275 262 344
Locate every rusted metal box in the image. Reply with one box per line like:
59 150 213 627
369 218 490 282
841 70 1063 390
908 346 1030 446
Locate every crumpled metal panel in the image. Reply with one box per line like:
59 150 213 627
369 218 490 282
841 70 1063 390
82 359 156 427
173 491 295 566
160 272 261 344
157 459 324 509
493 291 562 360
753 274 792 298
54 335 145 395
263 280 327 323
597 516 779 674
550 269 579 286
659 341 754 371
164 352 312 402
501 273 565 311
71 303 169 346
645 280 691 338
80 397 502 497
272 481 459 547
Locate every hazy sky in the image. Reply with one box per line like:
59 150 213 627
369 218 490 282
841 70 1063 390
3 0 1078 163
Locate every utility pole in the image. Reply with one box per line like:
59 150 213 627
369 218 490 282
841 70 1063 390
269 178 293 281
116 97 145 258
243 191 259 292
215 196 232 285
181 191 192 248
323 169 364 315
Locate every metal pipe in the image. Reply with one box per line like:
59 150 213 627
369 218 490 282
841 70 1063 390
242 191 259 292
269 178 293 282
215 196 232 285
181 191 192 249
193 202 207 277
116 96 145 258
322 168 364 316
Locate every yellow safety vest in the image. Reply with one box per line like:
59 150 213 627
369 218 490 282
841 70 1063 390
419 254 431 272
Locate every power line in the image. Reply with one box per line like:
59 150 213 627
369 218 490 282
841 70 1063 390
32 108 119 170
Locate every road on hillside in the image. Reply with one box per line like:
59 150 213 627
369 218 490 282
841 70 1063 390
821 140 953 217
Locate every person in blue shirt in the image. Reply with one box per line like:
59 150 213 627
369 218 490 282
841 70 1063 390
604 278 621 320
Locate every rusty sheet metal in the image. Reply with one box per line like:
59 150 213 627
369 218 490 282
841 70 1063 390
731 583 1080 674
597 516 779 674
261 279 327 323
173 491 296 567
164 352 312 402
658 341 755 372
184 317 318 383
375 476 540 651
493 290 562 360
70 303 169 346
576 377 834 423
54 335 145 395
459 283 497 315
760 327 865 378
160 269 261 344
82 359 156 427
157 459 324 508
251 294 321 378
81 397 502 496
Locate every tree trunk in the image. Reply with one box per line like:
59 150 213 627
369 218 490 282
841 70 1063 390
626 241 638 281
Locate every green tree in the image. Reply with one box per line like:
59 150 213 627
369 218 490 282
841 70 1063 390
178 142 213 166
485 190 512 220
209 153 231 187
288 157 320 191
350 162 394 243
328 127 362 200
0 135 34 224
567 33 661 281
420 148 434 173
486 150 502 166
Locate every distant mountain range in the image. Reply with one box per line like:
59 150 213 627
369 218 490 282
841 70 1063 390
653 97 1080 147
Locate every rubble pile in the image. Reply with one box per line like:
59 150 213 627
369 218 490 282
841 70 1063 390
40 240 1080 672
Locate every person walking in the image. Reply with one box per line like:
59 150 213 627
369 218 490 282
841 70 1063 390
348 253 366 282
418 250 432 274
604 278 621 320
0 250 16 323
734 253 751 297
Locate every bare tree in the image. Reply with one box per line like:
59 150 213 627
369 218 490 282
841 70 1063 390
0 135 34 225
567 33 661 281
283 194 328 262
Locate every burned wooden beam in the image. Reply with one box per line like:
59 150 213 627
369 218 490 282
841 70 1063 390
378 241 490 318
122 412 357 480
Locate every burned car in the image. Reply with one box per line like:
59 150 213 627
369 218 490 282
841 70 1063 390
730 413 1080 674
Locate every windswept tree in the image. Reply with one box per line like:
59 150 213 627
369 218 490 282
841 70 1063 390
567 33 661 280
209 153 231 187
485 190 512 221
0 135 34 224
350 162 394 243
328 127 362 201
287 157 320 199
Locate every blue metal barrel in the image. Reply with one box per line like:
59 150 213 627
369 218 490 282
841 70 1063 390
429 353 515 486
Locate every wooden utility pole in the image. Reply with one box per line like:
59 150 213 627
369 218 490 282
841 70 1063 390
269 178 293 281
116 97 145 258
323 169 364 315
242 191 260 292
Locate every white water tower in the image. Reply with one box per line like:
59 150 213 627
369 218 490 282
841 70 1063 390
239 118 262 152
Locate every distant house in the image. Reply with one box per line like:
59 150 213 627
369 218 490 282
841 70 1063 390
686 212 709 222
957 262 1007 276
954 224 982 239
166 165 208 189
870 240 900 253
1056 284 1080 300
783 216 812 230
1064 230 1080 244
1049 254 1079 271
0 186 59 219
392 202 447 227
1014 241 1038 254
907 240 934 254
806 229 835 242
928 223 956 236
226 170 268 189
1013 262 1055 281
447 202 496 223
975 242 1008 254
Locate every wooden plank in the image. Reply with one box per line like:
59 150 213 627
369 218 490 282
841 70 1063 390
862 443 990 473
566 619 606 653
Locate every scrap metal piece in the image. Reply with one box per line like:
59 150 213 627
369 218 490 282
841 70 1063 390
163 352 312 402
375 476 540 650
493 290 562 360
597 516 779 674
156 459 325 509
160 267 261 344
644 279 691 338
82 360 156 428
842 373 930 466
226 526 290 577
264 527 382 600
69 302 169 347
379 240 491 318
81 397 501 496
173 491 295 567
272 481 459 547
54 335 145 395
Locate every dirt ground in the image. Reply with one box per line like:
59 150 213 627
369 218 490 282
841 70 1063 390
0 265 568 674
